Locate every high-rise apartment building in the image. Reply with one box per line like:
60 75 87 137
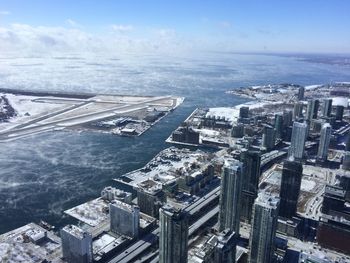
219 158 243 235
159 205 189 263
110 200 140 238
317 123 332 162
279 160 303 218
240 150 261 222
61 225 93 263
249 193 280 263
288 121 308 160
322 99 333 117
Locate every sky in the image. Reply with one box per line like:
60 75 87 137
0 0 350 55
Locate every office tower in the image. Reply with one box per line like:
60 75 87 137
231 123 244 138
279 160 303 218
239 106 249 119
317 215 350 255
61 225 93 263
310 119 325 134
274 114 284 139
306 99 319 121
317 123 332 162
240 150 261 222
215 229 237 263
293 102 303 120
219 158 243 235
262 125 275 151
322 99 332 117
346 132 350 152
321 185 346 215
342 152 350 171
283 110 293 128
298 86 305 100
110 200 140 238
338 171 350 194
101 186 132 203
288 121 307 160
137 182 166 218
335 105 344 121
249 193 280 263
159 205 189 263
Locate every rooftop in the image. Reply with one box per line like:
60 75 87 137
62 224 90 240
256 192 280 209
110 199 139 213
0 223 62 263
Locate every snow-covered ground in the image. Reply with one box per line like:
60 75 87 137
301 178 317 192
304 84 322 90
193 128 220 137
0 93 72 131
93 233 117 253
332 97 349 107
234 100 284 110
206 107 238 122
4 94 70 118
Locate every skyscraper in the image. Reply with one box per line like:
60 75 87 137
293 102 303 120
262 125 275 151
345 132 350 152
249 193 280 263
317 123 332 162
288 121 308 160
322 99 333 117
159 205 189 263
279 160 303 218
61 225 93 263
240 150 261 222
297 86 305 100
239 106 249 119
306 99 319 121
215 229 237 263
110 200 140 238
335 105 344 121
283 110 293 128
219 158 243 235
274 114 284 139
342 152 350 171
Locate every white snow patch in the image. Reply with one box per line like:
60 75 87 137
206 107 238 122
304 84 322 90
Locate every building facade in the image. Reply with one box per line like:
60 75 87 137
218 158 243 234
249 193 280 263
110 200 140 238
240 150 261 223
215 229 237 263
317 123 332 161
61 225 93 263
159 205 189 263
262 125 275 151
322 99 333 117
279 160 303 218
306 99 319 121
288 121 308 160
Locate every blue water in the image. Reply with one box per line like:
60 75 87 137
0 52 350 234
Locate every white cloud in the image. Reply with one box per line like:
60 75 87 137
111 24 134 33
66 19 82 28
0 10 11 15
0 23 200 56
